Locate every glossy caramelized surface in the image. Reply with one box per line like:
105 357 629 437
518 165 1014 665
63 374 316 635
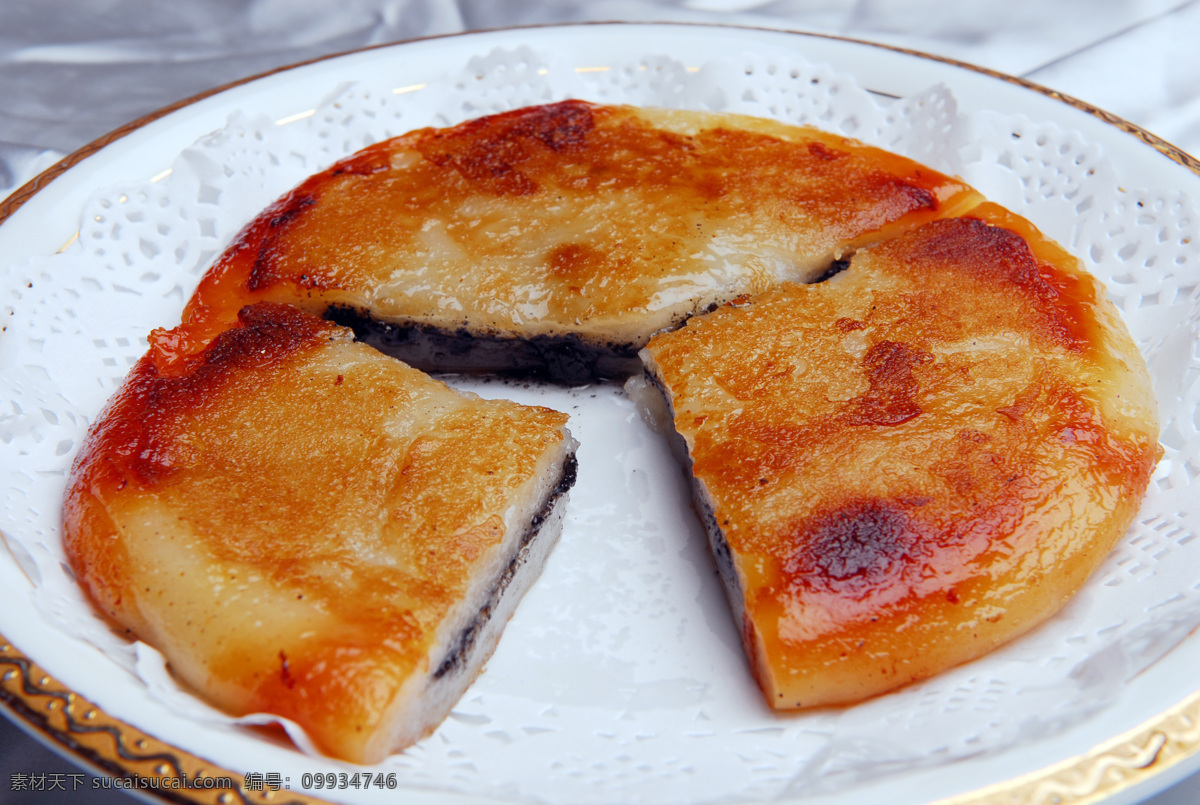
63 303 571 762
162 101 980 364
642 203 1160 709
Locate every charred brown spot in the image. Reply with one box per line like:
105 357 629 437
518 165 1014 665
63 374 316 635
785 499 921 593
246 192 318 292
518 101 596 152
233 146 395 296
417 100 596 196
808 141 843 161
896 217 1091 352
266 194 316 229
836 317 866 332
205 303 336 370
85 303 339 486
844 340 932 426
279 650 296 689
897 182 936 212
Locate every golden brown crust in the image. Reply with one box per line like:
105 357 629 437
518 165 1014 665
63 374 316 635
641 203 1160 709
159 101 981 369
63 303 573 762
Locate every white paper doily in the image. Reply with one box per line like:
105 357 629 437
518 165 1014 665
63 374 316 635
2 43 1199 805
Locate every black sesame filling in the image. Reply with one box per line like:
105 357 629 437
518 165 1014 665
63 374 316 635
432 454 578 681
325 306 639 386
808 257 851 284
641 370 742 614
326 254 850 387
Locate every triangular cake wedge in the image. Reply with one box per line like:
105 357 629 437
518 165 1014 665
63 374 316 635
63 303 577 763
164 101 982 383
633 202 1160 708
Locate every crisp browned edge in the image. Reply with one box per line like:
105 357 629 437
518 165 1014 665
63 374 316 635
1 20 1197 805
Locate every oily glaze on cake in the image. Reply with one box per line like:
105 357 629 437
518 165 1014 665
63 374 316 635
160 100 981 383
62 303 577 763
636 202 1160 709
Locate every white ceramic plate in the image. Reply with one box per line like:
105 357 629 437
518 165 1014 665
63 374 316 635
2 22 1199 805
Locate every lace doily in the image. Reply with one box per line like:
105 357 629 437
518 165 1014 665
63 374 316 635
2 44 1198 804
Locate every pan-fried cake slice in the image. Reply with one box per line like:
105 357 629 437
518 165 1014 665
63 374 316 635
63 302 577 763
166 100 981 383
635 202 1160 709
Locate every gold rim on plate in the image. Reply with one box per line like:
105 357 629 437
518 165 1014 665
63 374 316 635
1 21 1197 805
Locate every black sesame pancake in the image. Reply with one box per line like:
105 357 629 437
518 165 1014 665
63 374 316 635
63 303 577 764
160 100 981 383
636 202 1160 710
62 95 1161 768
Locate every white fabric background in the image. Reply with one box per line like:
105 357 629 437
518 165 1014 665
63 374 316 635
1 2 1198 803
